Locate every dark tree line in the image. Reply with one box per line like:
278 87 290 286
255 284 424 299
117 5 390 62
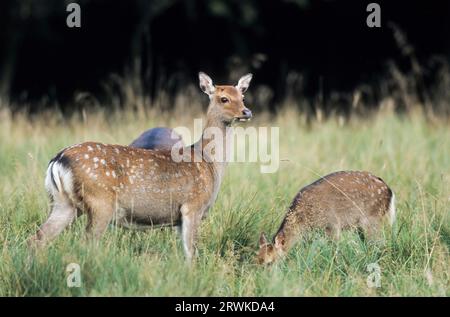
0 0 449 113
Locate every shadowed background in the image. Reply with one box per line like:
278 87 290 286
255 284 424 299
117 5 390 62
0 0 449 114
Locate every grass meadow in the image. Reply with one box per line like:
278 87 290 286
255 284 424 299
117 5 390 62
0 103 449 296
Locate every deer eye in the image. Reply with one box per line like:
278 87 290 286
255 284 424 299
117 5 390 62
220 97 229 103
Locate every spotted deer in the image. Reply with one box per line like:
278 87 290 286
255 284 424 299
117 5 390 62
257 171 396 265
28 72 253 261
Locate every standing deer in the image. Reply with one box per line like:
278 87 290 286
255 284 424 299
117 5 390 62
28 72 253 261
257 171 396 265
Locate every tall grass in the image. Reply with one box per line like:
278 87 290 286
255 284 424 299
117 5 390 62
0 104 448 296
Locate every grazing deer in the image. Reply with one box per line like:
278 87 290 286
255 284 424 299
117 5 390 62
257 171 396 265
130 127 184 151
28 72 253 261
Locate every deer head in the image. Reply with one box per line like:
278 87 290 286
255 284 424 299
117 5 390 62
199 72 253 125
256 231 286 265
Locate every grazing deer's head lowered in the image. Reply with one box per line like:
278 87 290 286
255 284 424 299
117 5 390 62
256 171 396 265
29 72 254 262
257 231 285 265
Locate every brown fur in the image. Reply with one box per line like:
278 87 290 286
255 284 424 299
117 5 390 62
257 171 395 265
28 72 253 261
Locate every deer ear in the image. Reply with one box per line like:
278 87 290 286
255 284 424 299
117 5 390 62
236 73 253 94
274 231 286 248
259 232 268 247
199 72 215 96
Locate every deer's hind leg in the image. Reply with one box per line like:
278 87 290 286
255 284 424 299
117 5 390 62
358 216 384 243
85 196 115 240
28 197 77 248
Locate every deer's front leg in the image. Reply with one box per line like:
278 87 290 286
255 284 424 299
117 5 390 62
180 204 202 262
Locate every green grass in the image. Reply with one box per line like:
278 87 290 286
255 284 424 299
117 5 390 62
0 106 448 296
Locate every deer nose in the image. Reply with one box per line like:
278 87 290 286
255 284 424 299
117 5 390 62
242 108 252 119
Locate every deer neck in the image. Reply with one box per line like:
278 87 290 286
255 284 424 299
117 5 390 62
194 107 232 184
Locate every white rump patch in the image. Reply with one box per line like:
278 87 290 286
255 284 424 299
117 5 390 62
45 161 74 201
388 192 396 226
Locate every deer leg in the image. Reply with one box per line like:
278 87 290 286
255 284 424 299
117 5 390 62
325 223 341 241
180 204 202 262
28 200 77 248
85 198 115 240
360 220 383 242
